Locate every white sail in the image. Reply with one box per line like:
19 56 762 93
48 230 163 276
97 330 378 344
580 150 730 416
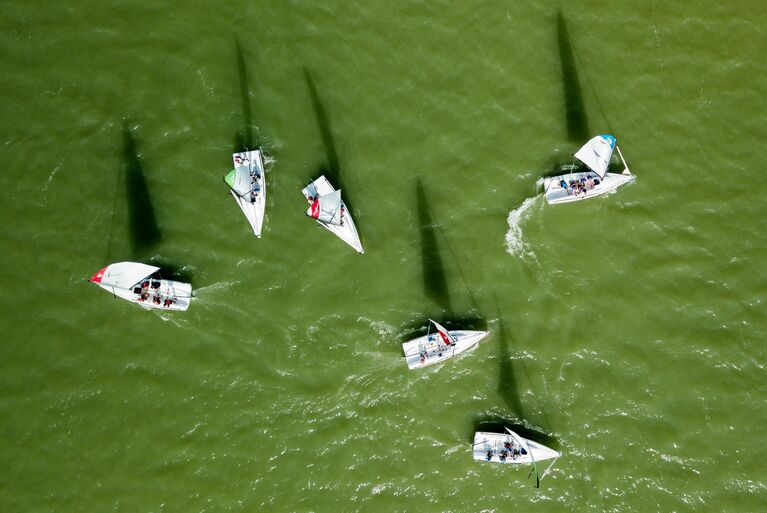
91 262 159 290
308 190 343 226
429 319 457 347
573 134 616 178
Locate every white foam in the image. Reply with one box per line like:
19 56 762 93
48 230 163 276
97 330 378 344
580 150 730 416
505 194 541 258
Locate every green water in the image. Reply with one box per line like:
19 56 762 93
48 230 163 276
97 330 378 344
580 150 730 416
2 1 766 511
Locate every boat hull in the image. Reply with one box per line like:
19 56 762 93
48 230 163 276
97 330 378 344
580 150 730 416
96 279 192 311
402 330 488 370
473 430 560 465
302 176 363 254
543 171 634 205
230 150 266 237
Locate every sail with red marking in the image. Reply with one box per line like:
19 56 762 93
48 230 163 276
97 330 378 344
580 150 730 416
430 319 456 347
90 266 108 284
306 190 343 225
91 262 159 290
301 175 363 253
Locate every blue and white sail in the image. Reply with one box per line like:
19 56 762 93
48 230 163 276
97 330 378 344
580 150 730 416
573 134 616 178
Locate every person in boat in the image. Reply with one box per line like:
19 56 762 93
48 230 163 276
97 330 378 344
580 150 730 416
163 298 174 308
485 450 493 461
153 295 161 305
499 450 507 462
138 292 149 302
559 179 568 190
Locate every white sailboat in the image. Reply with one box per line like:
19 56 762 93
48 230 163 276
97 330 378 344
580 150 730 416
224 150 266 237
473 428 560 486
302 175 363 254
89 262 193 311
543 134 634 205
402 319 488 370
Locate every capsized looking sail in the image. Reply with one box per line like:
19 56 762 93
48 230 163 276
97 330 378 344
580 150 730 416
307 189 343 226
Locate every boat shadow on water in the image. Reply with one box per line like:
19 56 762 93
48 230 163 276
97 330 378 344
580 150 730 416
233 37 260 153
415 178 453 314
303 67 358 215
119 121 162 260
557 9 589 143
494 300 526 420
145 257 195 288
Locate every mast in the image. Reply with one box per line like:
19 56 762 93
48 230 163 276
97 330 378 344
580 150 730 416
505 428 540 487
615 145 631 176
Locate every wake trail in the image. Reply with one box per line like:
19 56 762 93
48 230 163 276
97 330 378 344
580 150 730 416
505 193 542 258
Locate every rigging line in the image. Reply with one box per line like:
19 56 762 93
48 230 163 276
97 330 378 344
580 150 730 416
568 24 615 135
106 146 124 261
434 222 477 310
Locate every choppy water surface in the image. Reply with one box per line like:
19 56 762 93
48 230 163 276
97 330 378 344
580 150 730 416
1 1 766 511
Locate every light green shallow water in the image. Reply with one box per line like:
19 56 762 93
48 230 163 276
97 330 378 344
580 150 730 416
2 1 766 511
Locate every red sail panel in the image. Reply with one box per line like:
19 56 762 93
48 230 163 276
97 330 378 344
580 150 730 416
90 266 108 283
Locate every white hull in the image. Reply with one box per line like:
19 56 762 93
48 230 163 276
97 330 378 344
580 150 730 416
96 279 192 311
230 151 266 237
544 171 634 205
90 263 192 312
402 330 488 370
302 176 364 254
473 430 560 465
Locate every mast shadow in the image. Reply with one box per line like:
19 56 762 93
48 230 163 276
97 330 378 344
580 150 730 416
234 37 258 152
416 178 453 314
557 10 589 143
122 122 161 259
494 296 525 420
304 67 347 196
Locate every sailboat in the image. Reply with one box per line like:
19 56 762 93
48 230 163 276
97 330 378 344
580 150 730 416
224 150 266 237
473 428 560 486
543 134 634 205
89 262 193 311
302 175 363 254
402 319 489 370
